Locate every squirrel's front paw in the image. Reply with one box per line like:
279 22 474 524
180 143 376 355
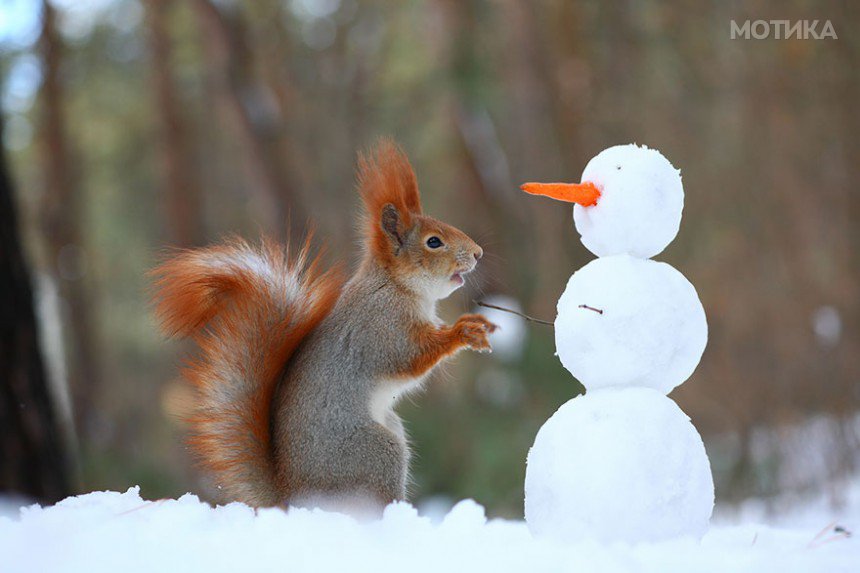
455 314 498 353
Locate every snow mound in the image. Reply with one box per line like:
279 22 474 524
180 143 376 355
525 388 714 543
574 143 683 258
554 255 707 394
1 486 858 573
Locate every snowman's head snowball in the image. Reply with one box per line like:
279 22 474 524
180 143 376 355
575 144 683 259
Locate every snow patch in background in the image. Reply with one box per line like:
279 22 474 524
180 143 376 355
811 305 842 348
1 484 857 573
472 294 527 361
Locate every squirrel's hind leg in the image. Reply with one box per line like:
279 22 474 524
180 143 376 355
339 423 407 506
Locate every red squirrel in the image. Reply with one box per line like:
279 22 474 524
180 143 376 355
151 140 496 510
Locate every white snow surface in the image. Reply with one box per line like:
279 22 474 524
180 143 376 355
525 388 714 543
574 144 683 259
2 482 858 573
555 255 707 394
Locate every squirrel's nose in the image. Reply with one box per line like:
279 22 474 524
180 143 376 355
474 248 483 261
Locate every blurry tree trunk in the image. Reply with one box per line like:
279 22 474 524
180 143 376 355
433 0 532 297
835 1 860 486
146 0 205 248
39 1 101 444
0 118 70 504
838 2 860 366
244 1 323 236
483 0 587 310
192 0 305 240
496 0 568 175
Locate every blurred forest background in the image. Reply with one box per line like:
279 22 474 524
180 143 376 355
1 0 859 518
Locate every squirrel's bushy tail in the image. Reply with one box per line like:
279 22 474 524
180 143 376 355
150 237 342 506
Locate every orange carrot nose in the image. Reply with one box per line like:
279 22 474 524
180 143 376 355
520 181 602 207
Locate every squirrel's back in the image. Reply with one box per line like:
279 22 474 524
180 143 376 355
150 237 342 506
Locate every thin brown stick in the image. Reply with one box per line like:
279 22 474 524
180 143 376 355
474 300 554 326
578 304 604 315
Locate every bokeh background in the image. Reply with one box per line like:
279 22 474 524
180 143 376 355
1 0 858 518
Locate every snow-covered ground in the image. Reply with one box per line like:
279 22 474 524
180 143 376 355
1 483 856 573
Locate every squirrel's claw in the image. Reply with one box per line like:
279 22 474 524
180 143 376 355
454 314 495 353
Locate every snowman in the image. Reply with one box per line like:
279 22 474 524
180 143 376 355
521 144 714 544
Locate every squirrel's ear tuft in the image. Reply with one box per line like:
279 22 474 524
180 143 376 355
356 138 422 257
380 203 404 251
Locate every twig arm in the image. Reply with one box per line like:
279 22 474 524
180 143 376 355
474 300 554 326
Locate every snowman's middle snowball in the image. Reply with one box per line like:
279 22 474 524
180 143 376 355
555 255 707 394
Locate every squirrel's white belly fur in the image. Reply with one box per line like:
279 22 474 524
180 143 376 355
369 376 427 429
367 300 439 428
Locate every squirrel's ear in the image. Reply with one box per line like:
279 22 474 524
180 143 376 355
381 203 404 252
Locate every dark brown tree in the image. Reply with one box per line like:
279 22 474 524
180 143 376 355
0 117 69 503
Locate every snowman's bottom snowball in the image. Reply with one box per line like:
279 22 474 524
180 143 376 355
525 387 714 543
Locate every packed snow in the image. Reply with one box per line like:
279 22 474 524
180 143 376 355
573 144 683 259
554 255 707 394
1 484 858 573
524 388 714 543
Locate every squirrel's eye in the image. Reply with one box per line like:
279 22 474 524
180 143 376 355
426 236 443 249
